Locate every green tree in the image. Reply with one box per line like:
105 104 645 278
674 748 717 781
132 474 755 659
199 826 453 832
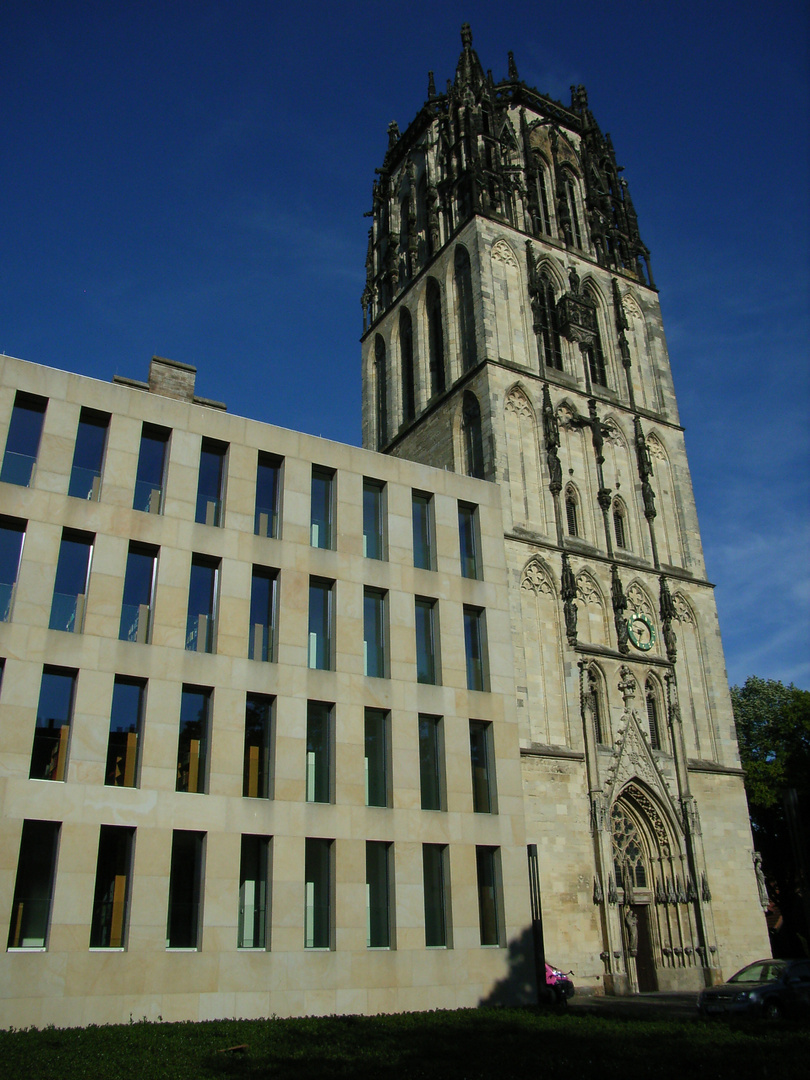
730 676 810 955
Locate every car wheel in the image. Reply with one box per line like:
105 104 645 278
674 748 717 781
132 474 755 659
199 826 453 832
763 1000 782 1021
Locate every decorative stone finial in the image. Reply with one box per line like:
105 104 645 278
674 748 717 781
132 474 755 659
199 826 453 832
461 23 472 49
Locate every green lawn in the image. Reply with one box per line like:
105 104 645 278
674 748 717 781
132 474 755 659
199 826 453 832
0 1007 805 1079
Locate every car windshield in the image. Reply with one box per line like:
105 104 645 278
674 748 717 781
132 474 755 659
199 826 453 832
728 960 786 984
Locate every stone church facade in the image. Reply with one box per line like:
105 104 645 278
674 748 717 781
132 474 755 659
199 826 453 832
0 28 766 1026
360 26 768 995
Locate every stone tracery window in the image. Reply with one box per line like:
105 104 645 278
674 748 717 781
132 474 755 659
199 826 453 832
565 485 580 537
613 499 628 550
563 168 584 249
538 272 563 371
462 391 485 480
374 335 387 449
587 664 608 744
426 278 446 397
583 288 608 388
454 245 477 372
400 308 415 423
611 802 648 889
534 154 553 235
645 676 663 751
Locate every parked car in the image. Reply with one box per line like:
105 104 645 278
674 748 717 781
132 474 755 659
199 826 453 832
545 962 575 1004
698 958 810 1020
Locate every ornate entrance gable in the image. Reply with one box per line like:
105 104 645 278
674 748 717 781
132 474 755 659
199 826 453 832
602 668 678 825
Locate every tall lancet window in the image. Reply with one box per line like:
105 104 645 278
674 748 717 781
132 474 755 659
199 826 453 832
462 392 485 480
538 273 563 370
454 245 477 372
535 156 553 235
564 170 584 249
578 287 608 389
613 500 628 550
400 307 416 423
645 677 663 751
375 335 387 449
426 278 446 397
565 485 580 538
585 316 608 387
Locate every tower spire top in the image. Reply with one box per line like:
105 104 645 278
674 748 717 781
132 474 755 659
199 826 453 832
454 23 486 91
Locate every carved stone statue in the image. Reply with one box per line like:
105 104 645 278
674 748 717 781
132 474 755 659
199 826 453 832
593 874 604 904
608 874 619 905
624 908 638 956
753 852 769 910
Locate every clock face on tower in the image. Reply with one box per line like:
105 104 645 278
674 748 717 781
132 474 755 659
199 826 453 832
627 612 655 652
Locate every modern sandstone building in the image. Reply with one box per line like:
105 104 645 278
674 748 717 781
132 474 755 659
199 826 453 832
0 27 768 1027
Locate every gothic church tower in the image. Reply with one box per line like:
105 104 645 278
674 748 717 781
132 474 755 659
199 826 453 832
361 26 767 992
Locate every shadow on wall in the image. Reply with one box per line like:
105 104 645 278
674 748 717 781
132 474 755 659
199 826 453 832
479 926 540 1006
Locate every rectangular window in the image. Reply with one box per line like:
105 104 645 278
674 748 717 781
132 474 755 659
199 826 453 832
105 676 145 788
119 542 157 644
30 667 76 782
476 846 503 946
89 825 134 948
415 597 439 685
363 587 387 678
1 392 47 487
255 452 282 538
306 700 332 803
167 830 204 949
308 577 333 670
412 491 434 570
418 714 444 811
195 438 227 526
238 835 270 950
458 502 481 579
366 841 393 948
7 820 60 948
422 843 450 948
304 837 332 949
186 555 219 653
0 516 25 622
133 423 169 513
68 408 109 500
469 720 496 814
363 478 386 560
463 606 488 692
310 466 335 549
249 566 278 662
243 693 274 799
176 685 211 794
364 708 390 808
49 530 93 633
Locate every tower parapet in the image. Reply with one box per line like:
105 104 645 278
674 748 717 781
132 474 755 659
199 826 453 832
362 25 652 336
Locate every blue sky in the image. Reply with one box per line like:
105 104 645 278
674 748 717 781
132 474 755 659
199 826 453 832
2 1 808 689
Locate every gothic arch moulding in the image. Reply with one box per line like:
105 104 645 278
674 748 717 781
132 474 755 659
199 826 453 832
575 569 610 646
621 288 663 413
672 592 717 761
625 580 662 658
581 278 616 390
504 385 547 534
518 555 570 746
644 672 668 752
585 661 611 745
645 432 684 568
536 254 567 294
454 243 478 373
491 238 530 367
452 389 485 480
